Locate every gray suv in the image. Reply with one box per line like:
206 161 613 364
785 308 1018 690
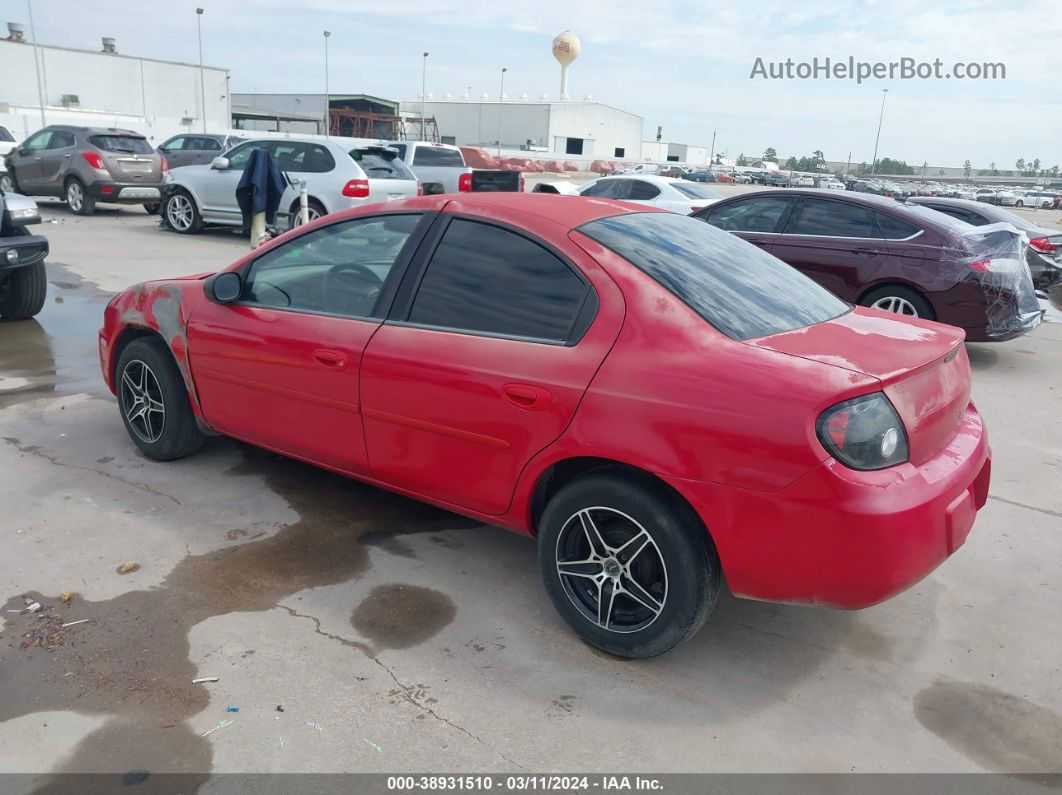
157 133 244 169
3 125 164 215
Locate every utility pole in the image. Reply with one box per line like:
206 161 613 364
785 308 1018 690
709 130 716 166
196 8 206 133
421 52 429 141
26 0 46 126
497 67 507 157
845 151 851 175
870 88 888 176
323 31 331 137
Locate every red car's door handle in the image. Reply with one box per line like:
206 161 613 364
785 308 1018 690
852 247 879 256
502 383 552 411
313 349 347 368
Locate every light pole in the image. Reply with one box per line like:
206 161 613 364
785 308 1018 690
709 130 716 166
323 31 331 137
497 67 507 157
195 8 206 133
421 52 429 141
869 88 888 176
26 0 46 126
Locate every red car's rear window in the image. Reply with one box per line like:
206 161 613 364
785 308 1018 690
580 212 848 340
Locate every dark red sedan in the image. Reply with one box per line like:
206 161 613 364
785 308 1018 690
99 194 991 658
693 189 1042 341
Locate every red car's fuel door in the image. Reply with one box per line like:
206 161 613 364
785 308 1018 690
360 214 623 515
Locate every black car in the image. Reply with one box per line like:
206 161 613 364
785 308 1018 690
157 133 244 169
0 189 48 319
907 196 1062 290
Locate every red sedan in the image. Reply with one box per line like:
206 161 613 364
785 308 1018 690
99 194 991 658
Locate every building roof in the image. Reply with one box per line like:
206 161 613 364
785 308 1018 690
0 37 228 73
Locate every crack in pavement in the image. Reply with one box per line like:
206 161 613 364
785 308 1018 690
2 436 183 506
278 602 528 771
375 658 529 772
988 494 1062 519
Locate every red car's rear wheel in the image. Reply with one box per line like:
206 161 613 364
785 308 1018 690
537 471 721 658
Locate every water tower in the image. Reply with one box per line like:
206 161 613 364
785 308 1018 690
552 31 581 101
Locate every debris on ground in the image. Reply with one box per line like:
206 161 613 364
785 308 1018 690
276 705 284 712
201 718 234 737
192 677 219 684
116 562 140 575
26 602 41 613
19 610 66 650
59 592 75 604
226 706 239 713
364 738 384 753
60 619 91 628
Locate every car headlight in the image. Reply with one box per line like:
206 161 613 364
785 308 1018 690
816 393 909 471
8 207 40 224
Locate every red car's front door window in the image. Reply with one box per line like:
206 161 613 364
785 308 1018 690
187 215 422 473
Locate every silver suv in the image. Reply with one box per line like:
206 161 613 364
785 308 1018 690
162 136 420 234
3 125 164 215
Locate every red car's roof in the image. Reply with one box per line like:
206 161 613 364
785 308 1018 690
356 193 659 228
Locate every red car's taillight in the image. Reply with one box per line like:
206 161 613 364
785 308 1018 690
458 172 472 192
1029 237 1057 255
342 179 370 198
160 154 169 174
816 393 909 470
81 152 105 170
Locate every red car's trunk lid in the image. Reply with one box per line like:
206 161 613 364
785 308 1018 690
749 308 971 465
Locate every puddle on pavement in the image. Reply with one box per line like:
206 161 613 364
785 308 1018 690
1 282 485 785
913 679 1062 773
0 262 112 409
350 584 458 650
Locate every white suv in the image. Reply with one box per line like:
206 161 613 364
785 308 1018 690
162 136 419 234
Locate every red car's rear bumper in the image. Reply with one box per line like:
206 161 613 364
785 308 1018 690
665 403 990 609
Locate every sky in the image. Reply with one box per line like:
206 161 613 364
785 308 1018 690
14 0 1062 169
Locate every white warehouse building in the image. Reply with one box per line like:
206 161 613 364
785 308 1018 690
398 99 644 159
0 27 229 145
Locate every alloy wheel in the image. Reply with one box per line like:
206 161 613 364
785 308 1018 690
293 206 321 226
66 181 83 212
166 195 193 231
555 507 668 634
871 295 919 316
120 359 166 444
0 174 13 193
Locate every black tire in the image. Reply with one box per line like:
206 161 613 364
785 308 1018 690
860 284 936 321
290 198 326 229
1014 200 1024 208
143 202 161 215
0 230 46 319
164 189 204 234
0 172 16 194
65 177 95 215
537 471 721 659
115 337 206 461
